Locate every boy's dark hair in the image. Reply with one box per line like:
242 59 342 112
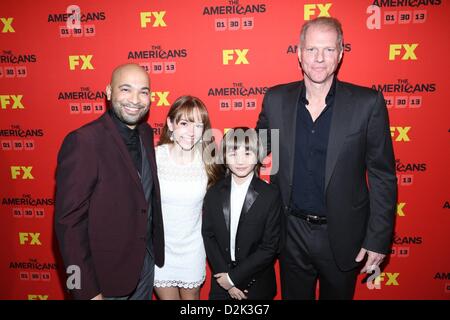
220 127 264 176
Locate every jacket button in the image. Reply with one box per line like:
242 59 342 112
225 248 229 252
141 209 146 214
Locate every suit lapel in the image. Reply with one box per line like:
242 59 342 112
324 80 354 193
282 82 303 187
138 123 157 190
101 113 144 192
222 175 259 234
221 175 232 232
238 175 259 224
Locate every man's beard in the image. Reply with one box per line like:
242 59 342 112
112 102 148 126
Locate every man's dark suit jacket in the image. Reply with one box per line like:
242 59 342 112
54 112 164 299
202 175 281 299
256 79 397 271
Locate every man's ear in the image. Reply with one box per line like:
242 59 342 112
106 85 112 100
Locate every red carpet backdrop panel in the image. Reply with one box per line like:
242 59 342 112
0 0 449 300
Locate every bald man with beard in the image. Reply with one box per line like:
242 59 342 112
55 63 164 300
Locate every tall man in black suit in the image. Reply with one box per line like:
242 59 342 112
256 17 397 299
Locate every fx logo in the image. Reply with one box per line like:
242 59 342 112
304 3 332 20
376 273 400 287
68 55 94 70
19 232 42 245
140 11 167 28
1 17 15 33
367 268 400 289
28 295 48 300
390 126 411 142
222 49 249 65
11 166 34 179
150 91 170 106
389 44 418 61
397 202 406 217
0 95 24 109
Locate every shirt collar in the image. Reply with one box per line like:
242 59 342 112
325 76 337 106
300 76 337 106
108 108 139 141
231 172 254 191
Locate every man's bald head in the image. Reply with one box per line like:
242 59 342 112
110 63 149 87
106 63 151 129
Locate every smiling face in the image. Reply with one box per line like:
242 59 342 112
167 107 204 151
226 145 257 180
222 128 260 181
106 64 150 129
298 24 343 86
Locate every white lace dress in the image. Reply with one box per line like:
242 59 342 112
154 144 207 288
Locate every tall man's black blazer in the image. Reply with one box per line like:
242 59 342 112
256 79 397 271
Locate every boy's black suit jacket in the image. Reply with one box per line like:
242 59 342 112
202 175 281 299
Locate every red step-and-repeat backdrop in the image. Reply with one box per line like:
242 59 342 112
1 0 449 300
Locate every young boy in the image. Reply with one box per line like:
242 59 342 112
202 127 281 300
